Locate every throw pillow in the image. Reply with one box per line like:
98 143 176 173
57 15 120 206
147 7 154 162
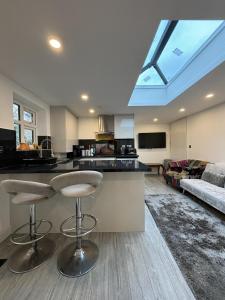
170 161 179 168
188 160 197 168
204 163 215 173
205 163 225 175
202 171 225 188
178 160 189 168
189 160 202 168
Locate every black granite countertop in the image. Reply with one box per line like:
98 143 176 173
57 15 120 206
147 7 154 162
71 154 139 159
0 158 148 173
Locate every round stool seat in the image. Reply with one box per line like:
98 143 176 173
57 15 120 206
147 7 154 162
12 193 48 205
61 184 96 198
0 179 55 273
0 179 54 198
50 170 103 277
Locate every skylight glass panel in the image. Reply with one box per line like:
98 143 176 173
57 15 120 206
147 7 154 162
157 20 224 81
136 66 164 86
143 20 169 68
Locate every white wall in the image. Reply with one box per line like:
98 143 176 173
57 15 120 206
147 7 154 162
50 106 66 153
134 118 170 163
170 118 187 160
187 103 225 162
65 109 78 151
78 117 98 139
0 73 51 242
170 102 225 163
50 106 78 153
0 75 13 129
0 73 50 135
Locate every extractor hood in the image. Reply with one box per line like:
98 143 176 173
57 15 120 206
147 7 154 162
97 115 114 133
96 115 114 141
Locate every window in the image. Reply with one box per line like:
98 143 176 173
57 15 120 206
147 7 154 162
13 103 20 121
13 123 21 146
13 102 37 145
142 20 169 69
24 128 34 144
135 20 224 87
23 110 34 123
136 66 164 86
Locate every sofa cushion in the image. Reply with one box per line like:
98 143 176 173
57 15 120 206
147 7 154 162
180 179 225 214
202 171 225 187
215 162 225 168
189 159 206 168
174 171 189 180
181 179 206 197
205 163 225 175
214 162 225 176
203 186 225 215
163 159 173 171
170 160 189 168
189 160 199 168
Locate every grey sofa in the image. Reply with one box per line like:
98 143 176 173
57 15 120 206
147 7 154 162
180 163 225 214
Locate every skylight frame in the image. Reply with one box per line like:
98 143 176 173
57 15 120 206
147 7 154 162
164 20 225 85
141 20 178 85
136 20 225 88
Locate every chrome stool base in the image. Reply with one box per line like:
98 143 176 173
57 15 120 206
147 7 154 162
57 240 99 277
8 238 55 274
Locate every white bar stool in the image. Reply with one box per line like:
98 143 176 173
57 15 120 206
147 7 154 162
0 179 55 273
50 170 103 277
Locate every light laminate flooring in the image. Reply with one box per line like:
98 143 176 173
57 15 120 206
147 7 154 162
144 174 179 195
0 176 195 300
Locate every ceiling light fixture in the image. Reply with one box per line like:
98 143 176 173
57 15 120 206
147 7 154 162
81 94 89 101
48 37 62 49
179 108 186 112
89 108 95 114
205 93 214 99
153 118 158 122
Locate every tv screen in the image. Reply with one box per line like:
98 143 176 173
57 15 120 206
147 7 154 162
138 132 166 149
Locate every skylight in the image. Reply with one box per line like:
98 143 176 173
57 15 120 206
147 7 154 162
136 66 164 86
136 20 224 87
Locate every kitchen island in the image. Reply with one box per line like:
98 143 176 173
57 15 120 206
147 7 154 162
0 158 147 241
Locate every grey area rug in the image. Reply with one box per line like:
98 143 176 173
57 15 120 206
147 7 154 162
145 192 225 300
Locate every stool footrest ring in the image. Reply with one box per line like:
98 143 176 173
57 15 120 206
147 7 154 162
60 214 97 238
10 219 53 245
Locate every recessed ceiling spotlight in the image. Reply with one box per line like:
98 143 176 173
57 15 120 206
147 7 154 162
179 108 186 112
153 118 158 122
48 37 62 49
89 108 95 114
205 93 214 99
81 94 89 101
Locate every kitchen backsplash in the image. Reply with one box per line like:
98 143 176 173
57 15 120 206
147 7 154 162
76 138 135 157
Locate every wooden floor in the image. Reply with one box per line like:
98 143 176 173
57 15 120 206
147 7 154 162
144 174 179 195
0 176 195 300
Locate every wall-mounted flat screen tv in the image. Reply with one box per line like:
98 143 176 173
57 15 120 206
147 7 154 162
138 132 166 149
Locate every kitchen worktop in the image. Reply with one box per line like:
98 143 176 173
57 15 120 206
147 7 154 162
0 157 146 235
76 154 139 159
0 158 147 173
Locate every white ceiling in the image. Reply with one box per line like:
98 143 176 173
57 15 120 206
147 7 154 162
0 0 225 123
